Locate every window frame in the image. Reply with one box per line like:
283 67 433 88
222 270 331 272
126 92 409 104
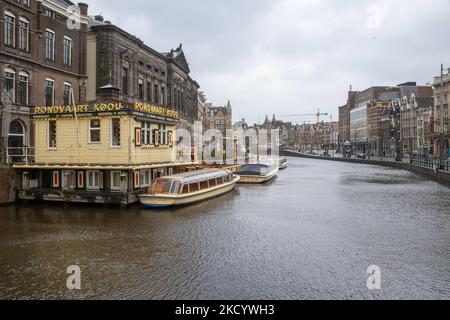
18 17 29 51
63 36 72 66
4 11 15 48
4 68 16 103
44 78 55 106
45 29 55 61
63 82 72 105
110 118 121 148
88 119 101 144
18 71 29 105
86 170 100 190
110 171 122 191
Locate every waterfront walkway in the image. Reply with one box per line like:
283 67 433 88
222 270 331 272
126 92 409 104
283 150 450 187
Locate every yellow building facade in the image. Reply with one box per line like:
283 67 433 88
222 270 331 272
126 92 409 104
14 97 199 205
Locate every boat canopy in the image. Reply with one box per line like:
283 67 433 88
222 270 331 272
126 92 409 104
237 164 275 176
165 169 233 184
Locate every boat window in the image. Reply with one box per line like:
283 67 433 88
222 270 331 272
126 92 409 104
224 175 231 183
189 182 199 192
181 184 189 194
208 179 217 187
217 177 224 185
170 181 181 194
151 179 172 194
200 180 209 190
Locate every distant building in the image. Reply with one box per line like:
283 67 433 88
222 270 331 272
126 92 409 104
204 101 233 137
233 118 248 130
432 68 450 157
349 83 433 157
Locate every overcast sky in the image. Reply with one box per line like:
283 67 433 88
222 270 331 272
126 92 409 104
88 0 450 125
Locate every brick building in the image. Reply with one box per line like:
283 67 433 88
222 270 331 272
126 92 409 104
0 0 88 163
86 16 200 132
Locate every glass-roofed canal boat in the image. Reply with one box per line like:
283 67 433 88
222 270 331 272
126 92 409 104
277 157 288 170
236 163 279 184
139 169 240 208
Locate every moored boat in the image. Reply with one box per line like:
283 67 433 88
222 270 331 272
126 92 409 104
139 169 240 208
278 157 288 170
236 163 279 184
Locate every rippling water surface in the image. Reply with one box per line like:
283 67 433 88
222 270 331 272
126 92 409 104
1 158 449 299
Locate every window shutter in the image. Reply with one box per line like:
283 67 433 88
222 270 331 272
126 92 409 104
168 130 173 146
154 130 160 146
77 171 84 189
99 172 104 189
134 171 140 189
135 127 141 146
52 171 60 188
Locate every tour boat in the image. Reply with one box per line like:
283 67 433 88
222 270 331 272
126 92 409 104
139 169 240 208
278 157 288 170
236 163 279 184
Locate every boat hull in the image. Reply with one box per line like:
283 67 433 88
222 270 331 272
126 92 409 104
139 178 239 208
238 169 278 184
278 162 288 170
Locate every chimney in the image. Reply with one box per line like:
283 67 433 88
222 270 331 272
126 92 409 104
78 3 88 16
95 15 104 22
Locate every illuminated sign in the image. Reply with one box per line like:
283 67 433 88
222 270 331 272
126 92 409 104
34 103 124 114
33 102 179 119
134 102 179 119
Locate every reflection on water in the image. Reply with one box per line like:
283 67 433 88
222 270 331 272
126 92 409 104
1 158 450 300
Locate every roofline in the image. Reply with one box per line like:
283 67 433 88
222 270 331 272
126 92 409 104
90 24 169 62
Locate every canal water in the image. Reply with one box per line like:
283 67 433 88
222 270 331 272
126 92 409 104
1 157 449 300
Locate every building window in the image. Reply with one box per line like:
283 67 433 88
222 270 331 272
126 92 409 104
48 120 57 149
111 171 121 191
154 84 159 104
4 12 15 47
45 29 55 60
147 81 152 101
111 118 121 147
160 87 165 105
63 37 72 66
63 83 72 105
140 170 151 188
45 79 54 106
4 69 15 103
174 89 178 108
89 119 101 143
18 18 29 51
159 124 167 145
62 170 76 190
121 68 128 95
86 171 100 190
141 122 152 145
18 72 29 105
44 8 54 19
138 78 144 99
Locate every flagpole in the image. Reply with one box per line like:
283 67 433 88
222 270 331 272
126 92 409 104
71 88 81 146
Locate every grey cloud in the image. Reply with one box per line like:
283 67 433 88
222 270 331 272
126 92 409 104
88 0 450 124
